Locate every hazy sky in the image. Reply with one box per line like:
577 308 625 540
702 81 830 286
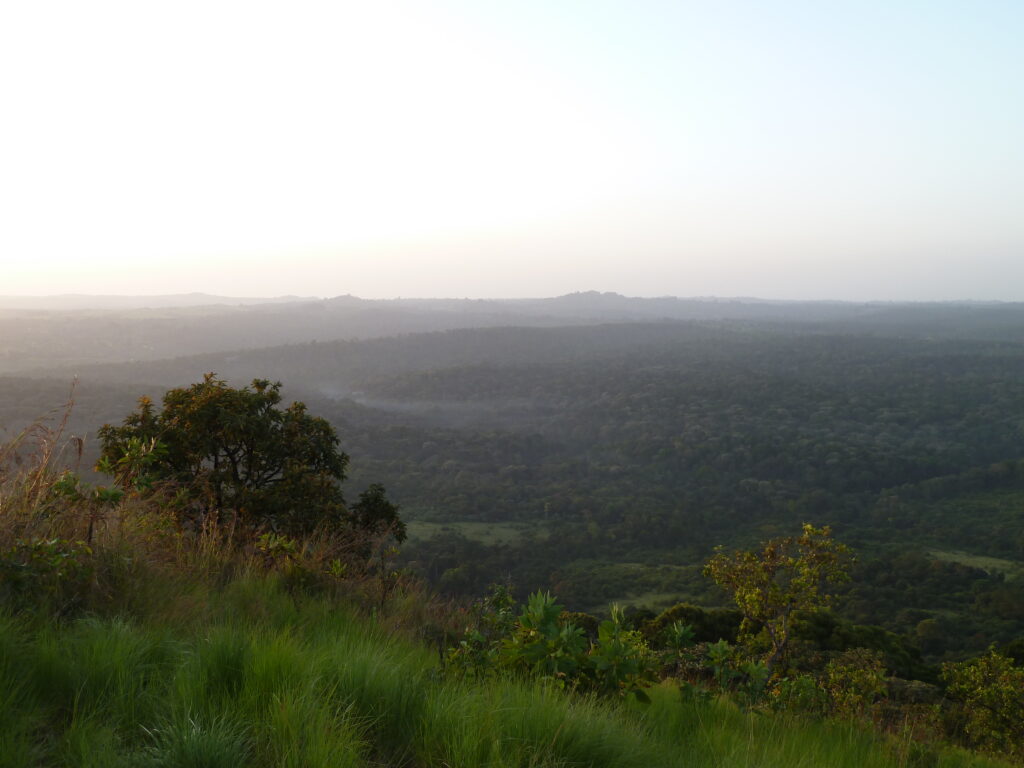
2 1 1021 300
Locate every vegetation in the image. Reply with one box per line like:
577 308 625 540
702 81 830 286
1 385 1023 766
6 319 1024 662
96 375 403 553
4 301 1024 763
97 374 351 537
2 575 1010 768
944 651 1024 759
447 586 657 700
704 524 852 670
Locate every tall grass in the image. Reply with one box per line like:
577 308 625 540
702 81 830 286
0 577 1012 768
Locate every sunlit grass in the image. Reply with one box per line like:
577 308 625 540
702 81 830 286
928 549 1024 580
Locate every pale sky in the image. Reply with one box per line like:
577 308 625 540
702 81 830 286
1 0 1021 300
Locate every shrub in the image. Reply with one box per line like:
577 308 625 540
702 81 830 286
588 605 657 700
643 603 742 644
0 538 94 614
770 673 829 716
703 524 853 672
943 650 1024 758
448 588 657 700
823 648 887 720
501 591 589 683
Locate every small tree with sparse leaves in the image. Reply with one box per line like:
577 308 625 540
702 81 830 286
703 524 852 672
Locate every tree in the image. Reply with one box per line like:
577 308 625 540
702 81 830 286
97 374 391 539
703 523 852 671
349 483 407 556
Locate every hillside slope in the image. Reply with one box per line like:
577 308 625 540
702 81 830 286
0 572 1008 768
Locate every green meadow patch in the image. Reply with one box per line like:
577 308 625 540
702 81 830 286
405 519 545 546
929 549 1024 580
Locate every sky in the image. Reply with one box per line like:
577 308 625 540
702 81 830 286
1 0 1022 301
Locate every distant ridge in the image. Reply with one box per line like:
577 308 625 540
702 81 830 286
1 291 1015 313
2 290 1024 378
0 293 318 311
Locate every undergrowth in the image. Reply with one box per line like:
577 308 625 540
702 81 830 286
0 577 1011 768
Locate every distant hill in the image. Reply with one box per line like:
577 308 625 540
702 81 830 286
0 293 316 311
4 292 1024 377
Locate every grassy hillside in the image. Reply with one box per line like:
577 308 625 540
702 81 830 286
0 572 1010 768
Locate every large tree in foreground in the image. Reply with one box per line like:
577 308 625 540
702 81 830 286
703 523 852 671
97 374 391 539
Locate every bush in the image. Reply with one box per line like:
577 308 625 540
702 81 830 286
448 588 657 700
770 673 829 715
0 538 94 614
823 648 887 720
943 650 1024 758
642 603 743 644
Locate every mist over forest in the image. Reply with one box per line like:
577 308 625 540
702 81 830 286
4 291 1024 664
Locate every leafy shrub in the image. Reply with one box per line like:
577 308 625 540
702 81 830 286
943 650 1024 758
658 620 696 674
446 584 517 678
643 603 742 644
789 610 935 683
501 591 589 683
255 533 300 569
562 610 600 641
0 538 94 613
588 605 657 700
770 673 829 715
823 648 887 720
736 659 772 707
448 588 657 700
706 639 738 689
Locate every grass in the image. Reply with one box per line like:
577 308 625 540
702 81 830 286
405 519 544 546
0 574 1013 768
928 549 1024 580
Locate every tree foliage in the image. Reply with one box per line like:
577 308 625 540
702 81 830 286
703 524 852 670
823 648 887 720
943 650 1024 758
98 374 363 538
349 483 407 555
